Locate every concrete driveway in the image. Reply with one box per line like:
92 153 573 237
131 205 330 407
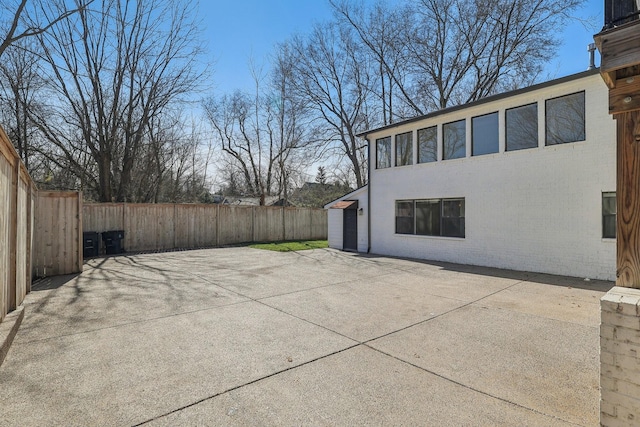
0 247 611 426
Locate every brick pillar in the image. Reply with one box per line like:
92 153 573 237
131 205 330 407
601 288 640 426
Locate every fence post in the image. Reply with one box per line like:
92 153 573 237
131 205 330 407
252 206 256 243
76 192 83 272
281 206 285 242
216 203 220 247
9 156 19 311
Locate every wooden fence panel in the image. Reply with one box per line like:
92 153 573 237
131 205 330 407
125 204 175 252
310 208 328 240
33 191 82 277
174 204 217 248
0 145 13 321
218 205 253 245
15 175 28 305
83 203 124 232
253 207 284 242
285 208 312 241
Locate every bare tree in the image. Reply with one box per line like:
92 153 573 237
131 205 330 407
283 23 371 188
204 53 317 205
332 0 585 115
29 0 205 202
0 39 45 171
0 0 93 59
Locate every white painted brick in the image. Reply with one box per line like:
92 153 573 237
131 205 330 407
601 412 627 427
601 324 617 340
601 337 640 359
601 350 616 368
602 399 618 417
366 73 616 280
601 376 618 393
602 389 640 416
602 311 640 331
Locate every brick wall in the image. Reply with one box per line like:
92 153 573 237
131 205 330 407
367 72 616 280
601 287 640 426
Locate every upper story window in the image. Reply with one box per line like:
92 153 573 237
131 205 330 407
418 126 437 163
396 132 413 166
376 136 391 169
545 91 585 145
506 103 538 151
443 119 466 160
472 112 498 156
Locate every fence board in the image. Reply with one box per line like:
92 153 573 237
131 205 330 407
0 126 36 323
310 209 328 240
218 205 253 245
83 203 124 232
174 204 217 248
0 153 11 320
33 192 82 277
253 206 284 242
82 203 327 253
125 204 175 252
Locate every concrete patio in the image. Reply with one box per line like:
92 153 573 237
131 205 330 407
0 247 612 426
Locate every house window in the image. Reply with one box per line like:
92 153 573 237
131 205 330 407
443 119 466 160
416 200 441 235
376 136 391 169
418 126 437 163
472 112 499 156
396 132 413 166
603 192 616 239
545 92 585 145
395 201 414 234
506 103 538 151
396 198 465 238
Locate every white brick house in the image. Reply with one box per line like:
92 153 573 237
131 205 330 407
327 70 617 281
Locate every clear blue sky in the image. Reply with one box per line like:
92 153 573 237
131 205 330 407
200 0 604 94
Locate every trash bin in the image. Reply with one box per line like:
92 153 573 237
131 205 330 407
102 230 125 255
83 232 100 258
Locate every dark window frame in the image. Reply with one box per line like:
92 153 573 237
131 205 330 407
442 119 466 160
471 111 499 156
545 91 586 146
417 126 438 163
376 136 392 169
505 102 538 151
603 192 616 239
395 131 413 167
395 198 465 238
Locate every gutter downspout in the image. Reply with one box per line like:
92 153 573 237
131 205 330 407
366 136 371 254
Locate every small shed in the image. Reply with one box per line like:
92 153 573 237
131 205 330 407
324 186 368 253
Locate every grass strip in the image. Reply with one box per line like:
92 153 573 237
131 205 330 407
249 240 328 252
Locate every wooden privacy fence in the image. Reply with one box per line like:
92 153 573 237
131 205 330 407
0 127 35 323
84 203 328 253
33 191 83 278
